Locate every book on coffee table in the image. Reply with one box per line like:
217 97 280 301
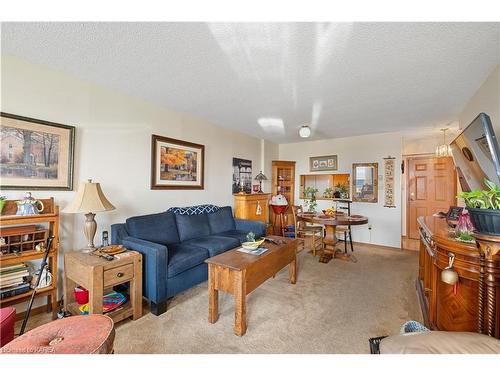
237 247 268 256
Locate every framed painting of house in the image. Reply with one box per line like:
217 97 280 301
0 112 75 190
151 134 205 190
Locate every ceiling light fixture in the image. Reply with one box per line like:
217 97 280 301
436 128 452 157
299 125 311 138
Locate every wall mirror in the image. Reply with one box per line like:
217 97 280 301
352 163 378 203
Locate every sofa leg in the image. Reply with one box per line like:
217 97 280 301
151 301 167 316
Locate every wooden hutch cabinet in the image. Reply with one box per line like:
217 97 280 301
417 216 500 338
0 198 60 319
233 193 270 223
271 161 295 232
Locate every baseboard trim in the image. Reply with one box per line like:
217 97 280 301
14 300 61 321
351 241 402 251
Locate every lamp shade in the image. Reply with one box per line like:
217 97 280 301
254 171 268 181
63 179 115 213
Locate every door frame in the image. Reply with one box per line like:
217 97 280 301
404 154 457 239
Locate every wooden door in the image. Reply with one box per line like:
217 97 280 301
407 157 456 239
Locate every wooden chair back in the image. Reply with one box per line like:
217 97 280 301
291 205 305 232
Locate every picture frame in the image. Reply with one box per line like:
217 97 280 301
352 162 379 203
151 134 205 190
446 206 464 222
0 112 75 190
232 157 252 194
309 155 338 172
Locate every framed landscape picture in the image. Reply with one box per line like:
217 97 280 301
309 155 338 172
0 112 75 190
151 135 204 190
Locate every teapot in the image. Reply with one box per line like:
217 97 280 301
16 192 44 216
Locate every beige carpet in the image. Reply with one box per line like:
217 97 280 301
18 244 421 353
114 244 421 353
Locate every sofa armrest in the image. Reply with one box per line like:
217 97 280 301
111 223 129 245
122 237 168 304
234 219 266 237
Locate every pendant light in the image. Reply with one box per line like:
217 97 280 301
436 128 452 157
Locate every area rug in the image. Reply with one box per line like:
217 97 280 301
112 244 422 354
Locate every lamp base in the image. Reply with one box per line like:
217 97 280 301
84 212 97 252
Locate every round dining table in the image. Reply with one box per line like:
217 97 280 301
297 212 368 263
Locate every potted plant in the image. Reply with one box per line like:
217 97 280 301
323 187 334 199
303 187 318 213
458 179 500 235
0 196 6 214
335 183 348 199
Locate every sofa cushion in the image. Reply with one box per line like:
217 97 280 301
167 244 209 278
380 331 500 354
217 230 250 243
175 213 211 242
207 206 236 234
126 211 179 245
184 235 239 257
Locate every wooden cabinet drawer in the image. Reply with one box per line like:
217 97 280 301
103 264 134 287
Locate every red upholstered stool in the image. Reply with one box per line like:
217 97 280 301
0 307 16 348
0 314 115 354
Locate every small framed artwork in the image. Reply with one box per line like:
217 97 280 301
309 155 338 172
446 206 464 222
151 135 204 190
0 112 75 190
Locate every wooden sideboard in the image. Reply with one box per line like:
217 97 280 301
233 193 270 223
417 216 500 338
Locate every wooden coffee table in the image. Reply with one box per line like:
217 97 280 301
205 236 298 336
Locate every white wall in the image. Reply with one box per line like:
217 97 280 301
459 64 500 134
1 55 276 308
261 139 279 193
279 132 403 248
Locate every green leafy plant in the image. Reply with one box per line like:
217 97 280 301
335 183 347 194
0 196 6 214
303 187 318 212
246 232 256 242
456 232 475 243
458 179 500 210
323 187 334 198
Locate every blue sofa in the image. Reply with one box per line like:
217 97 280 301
111 204 266 316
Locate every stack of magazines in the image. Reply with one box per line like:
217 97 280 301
237 247 268 256
0 263 31 299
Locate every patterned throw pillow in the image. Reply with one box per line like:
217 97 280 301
167 204 220 215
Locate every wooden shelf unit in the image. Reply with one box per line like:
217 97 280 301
271 161 296 232
0 198 60 319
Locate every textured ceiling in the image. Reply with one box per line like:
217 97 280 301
1 22 499 143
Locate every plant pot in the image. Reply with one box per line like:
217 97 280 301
333 191 341 198
467 208 500 235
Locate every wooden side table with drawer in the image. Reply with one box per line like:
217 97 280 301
63 250 142 323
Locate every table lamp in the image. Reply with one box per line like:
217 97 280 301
254 171 268 193
63 179 115 251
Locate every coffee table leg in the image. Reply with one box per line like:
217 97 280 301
234 270 247 336
208 264 219 323
289 257 297 284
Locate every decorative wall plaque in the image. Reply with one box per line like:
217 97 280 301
383 157 396 208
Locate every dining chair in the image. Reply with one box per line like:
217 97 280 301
291 205 323 256
335 200 354 254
